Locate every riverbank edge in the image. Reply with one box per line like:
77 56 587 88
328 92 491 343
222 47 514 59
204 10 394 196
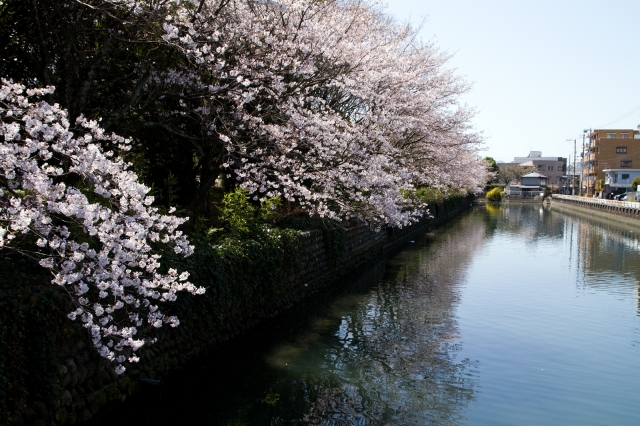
551 195 640 227
2 195 472 426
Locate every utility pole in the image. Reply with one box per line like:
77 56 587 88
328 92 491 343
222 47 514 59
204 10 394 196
584 129 591 195
580 134 585 196
568 154 572 194
567 138 576 195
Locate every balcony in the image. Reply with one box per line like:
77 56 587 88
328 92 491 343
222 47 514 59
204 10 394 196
605 176 638 188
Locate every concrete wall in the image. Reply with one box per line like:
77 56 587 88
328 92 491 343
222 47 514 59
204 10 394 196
551 195 640 227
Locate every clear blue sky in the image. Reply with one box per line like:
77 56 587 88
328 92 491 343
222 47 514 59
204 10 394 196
385 0 640 163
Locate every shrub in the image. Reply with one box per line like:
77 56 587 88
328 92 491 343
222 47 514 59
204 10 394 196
595 179 604 191
486 187 503 202
218 188 283 234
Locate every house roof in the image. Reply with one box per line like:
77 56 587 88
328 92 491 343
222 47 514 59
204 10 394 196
521 172 548 178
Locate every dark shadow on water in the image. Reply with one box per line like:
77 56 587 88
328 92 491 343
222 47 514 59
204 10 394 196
83 212 485 426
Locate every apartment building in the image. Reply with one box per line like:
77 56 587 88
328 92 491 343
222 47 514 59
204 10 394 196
512 151 567 189
582 128 640 194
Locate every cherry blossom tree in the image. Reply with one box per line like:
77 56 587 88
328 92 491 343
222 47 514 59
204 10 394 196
0 0 490 374
1 0 488 227
2 0 490 353
142 0 488 224
0 80 204 374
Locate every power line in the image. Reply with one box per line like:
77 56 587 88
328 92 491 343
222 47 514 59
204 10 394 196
596 102 640 128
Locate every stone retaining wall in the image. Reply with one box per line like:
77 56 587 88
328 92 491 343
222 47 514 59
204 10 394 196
5 197 471 426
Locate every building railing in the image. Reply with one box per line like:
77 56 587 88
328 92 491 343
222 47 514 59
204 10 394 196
504 193 544 198
606 179 631 187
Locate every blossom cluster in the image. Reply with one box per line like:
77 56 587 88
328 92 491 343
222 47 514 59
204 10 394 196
1 0 492 374
0 80 204 374
101 0 489 227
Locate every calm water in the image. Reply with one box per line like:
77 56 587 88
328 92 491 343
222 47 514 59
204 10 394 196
91 204 640 425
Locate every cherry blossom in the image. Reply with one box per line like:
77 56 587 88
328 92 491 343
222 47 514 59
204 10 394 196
128 0 489 225
0 80 204 374
1 0 491 371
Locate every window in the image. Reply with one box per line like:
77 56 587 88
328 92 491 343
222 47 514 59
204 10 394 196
621 133 629 139
621 160 632 167
617 146 627 154
606 133 616 139
622 174 630 179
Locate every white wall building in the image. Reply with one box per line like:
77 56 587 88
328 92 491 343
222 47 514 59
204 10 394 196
603 169 640 196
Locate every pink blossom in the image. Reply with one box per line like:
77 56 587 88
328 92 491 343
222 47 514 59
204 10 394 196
0 80 203 374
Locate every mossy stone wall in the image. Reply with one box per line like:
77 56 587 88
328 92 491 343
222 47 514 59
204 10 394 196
0 195 471 425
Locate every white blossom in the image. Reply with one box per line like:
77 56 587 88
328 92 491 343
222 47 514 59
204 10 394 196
107 0 489 227
0 80 203 374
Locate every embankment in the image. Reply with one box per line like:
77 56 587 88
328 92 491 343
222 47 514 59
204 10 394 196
551 195 640 227
0 195 471 426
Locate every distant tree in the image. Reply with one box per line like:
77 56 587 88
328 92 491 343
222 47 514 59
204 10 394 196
632 177 640 191
483 157 499 174
482 157 499 183
498 163 526 185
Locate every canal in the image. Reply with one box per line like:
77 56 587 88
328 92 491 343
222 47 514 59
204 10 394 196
88 204 640 425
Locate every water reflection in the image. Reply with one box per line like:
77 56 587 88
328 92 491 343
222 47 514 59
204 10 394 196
549 204 640 302
460 203 640 425
85 214 486 426
485 203 564 241
258 213 488 424
85 204 640 425
482 203 640 303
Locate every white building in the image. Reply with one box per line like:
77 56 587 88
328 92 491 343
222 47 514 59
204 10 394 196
504 172 548 197
603 169 640 197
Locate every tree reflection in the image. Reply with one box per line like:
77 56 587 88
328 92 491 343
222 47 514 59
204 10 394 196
263 214 486 424
84 213 488 426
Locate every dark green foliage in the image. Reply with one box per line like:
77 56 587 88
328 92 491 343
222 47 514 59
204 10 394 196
148 223 305 374
412 187 469 212
219 189 257 234
483 157 500 183
217 188 284 234
0 255 70 424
